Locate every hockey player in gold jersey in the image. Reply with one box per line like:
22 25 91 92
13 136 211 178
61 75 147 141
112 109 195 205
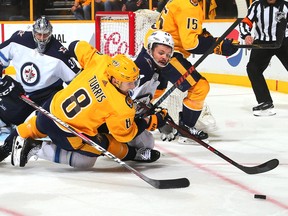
145 0 238 143
10 41 169 168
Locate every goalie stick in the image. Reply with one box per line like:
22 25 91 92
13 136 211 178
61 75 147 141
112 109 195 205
135 100 279 175
20 95 190 189
151 18 243 110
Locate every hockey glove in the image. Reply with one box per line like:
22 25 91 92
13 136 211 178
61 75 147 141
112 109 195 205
0 76 25 99
147 107 168 131
200 28 213 38
134 93 153 117
214 38 238 56
159 124 178 141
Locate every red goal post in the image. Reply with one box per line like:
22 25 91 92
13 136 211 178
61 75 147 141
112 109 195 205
95 10 160 57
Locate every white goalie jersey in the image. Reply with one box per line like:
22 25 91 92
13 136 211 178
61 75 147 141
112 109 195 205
0 30 80 95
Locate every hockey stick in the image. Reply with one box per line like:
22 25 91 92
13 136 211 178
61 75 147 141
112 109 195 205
20 95 190 189
234 17 287 50
166 117 279 174
233 43 282 49
151 18 243 110
135 100 279 175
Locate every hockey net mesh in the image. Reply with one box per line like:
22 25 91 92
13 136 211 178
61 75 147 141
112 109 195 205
97 14 130 56
134 9 160 55
96 10 160 57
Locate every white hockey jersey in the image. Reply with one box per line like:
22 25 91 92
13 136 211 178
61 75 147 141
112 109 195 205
0 30 80 96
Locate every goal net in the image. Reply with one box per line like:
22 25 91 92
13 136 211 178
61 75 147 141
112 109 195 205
95 10 160 57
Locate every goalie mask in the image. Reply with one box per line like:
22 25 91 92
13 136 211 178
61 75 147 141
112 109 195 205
32 16 53 54
107 54 140 95
147 30 174 67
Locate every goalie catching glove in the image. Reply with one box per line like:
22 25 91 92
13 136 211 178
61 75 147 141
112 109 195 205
213 38 238 56
0 76 25 99
146 107 168 131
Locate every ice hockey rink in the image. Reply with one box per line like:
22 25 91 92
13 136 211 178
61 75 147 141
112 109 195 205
0 83 287 216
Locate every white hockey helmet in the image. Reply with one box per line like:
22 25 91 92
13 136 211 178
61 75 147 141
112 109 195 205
32 16 53 54
147 30 174 67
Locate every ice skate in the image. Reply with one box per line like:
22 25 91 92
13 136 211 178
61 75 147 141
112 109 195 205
253 102 276 117
133 148 160 163
178 112 209 145
178 126 209 145
11 136 42 167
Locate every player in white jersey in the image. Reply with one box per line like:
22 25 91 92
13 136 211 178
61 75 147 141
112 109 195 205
0 16 81 162
130 30 177 148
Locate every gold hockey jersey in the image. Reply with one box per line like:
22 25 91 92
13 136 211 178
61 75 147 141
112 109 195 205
146 0 204 58
50 41 138 143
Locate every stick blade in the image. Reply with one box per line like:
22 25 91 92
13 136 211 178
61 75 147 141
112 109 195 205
149 178 190 189
241 159 279 174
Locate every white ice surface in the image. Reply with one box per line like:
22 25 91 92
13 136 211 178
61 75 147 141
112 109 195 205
0 83 287 216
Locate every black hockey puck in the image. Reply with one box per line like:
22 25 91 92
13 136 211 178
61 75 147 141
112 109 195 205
254 194 266 199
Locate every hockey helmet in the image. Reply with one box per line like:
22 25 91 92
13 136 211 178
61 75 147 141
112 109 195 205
107 54 140 87
147 30 174 67
32 16 53 54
